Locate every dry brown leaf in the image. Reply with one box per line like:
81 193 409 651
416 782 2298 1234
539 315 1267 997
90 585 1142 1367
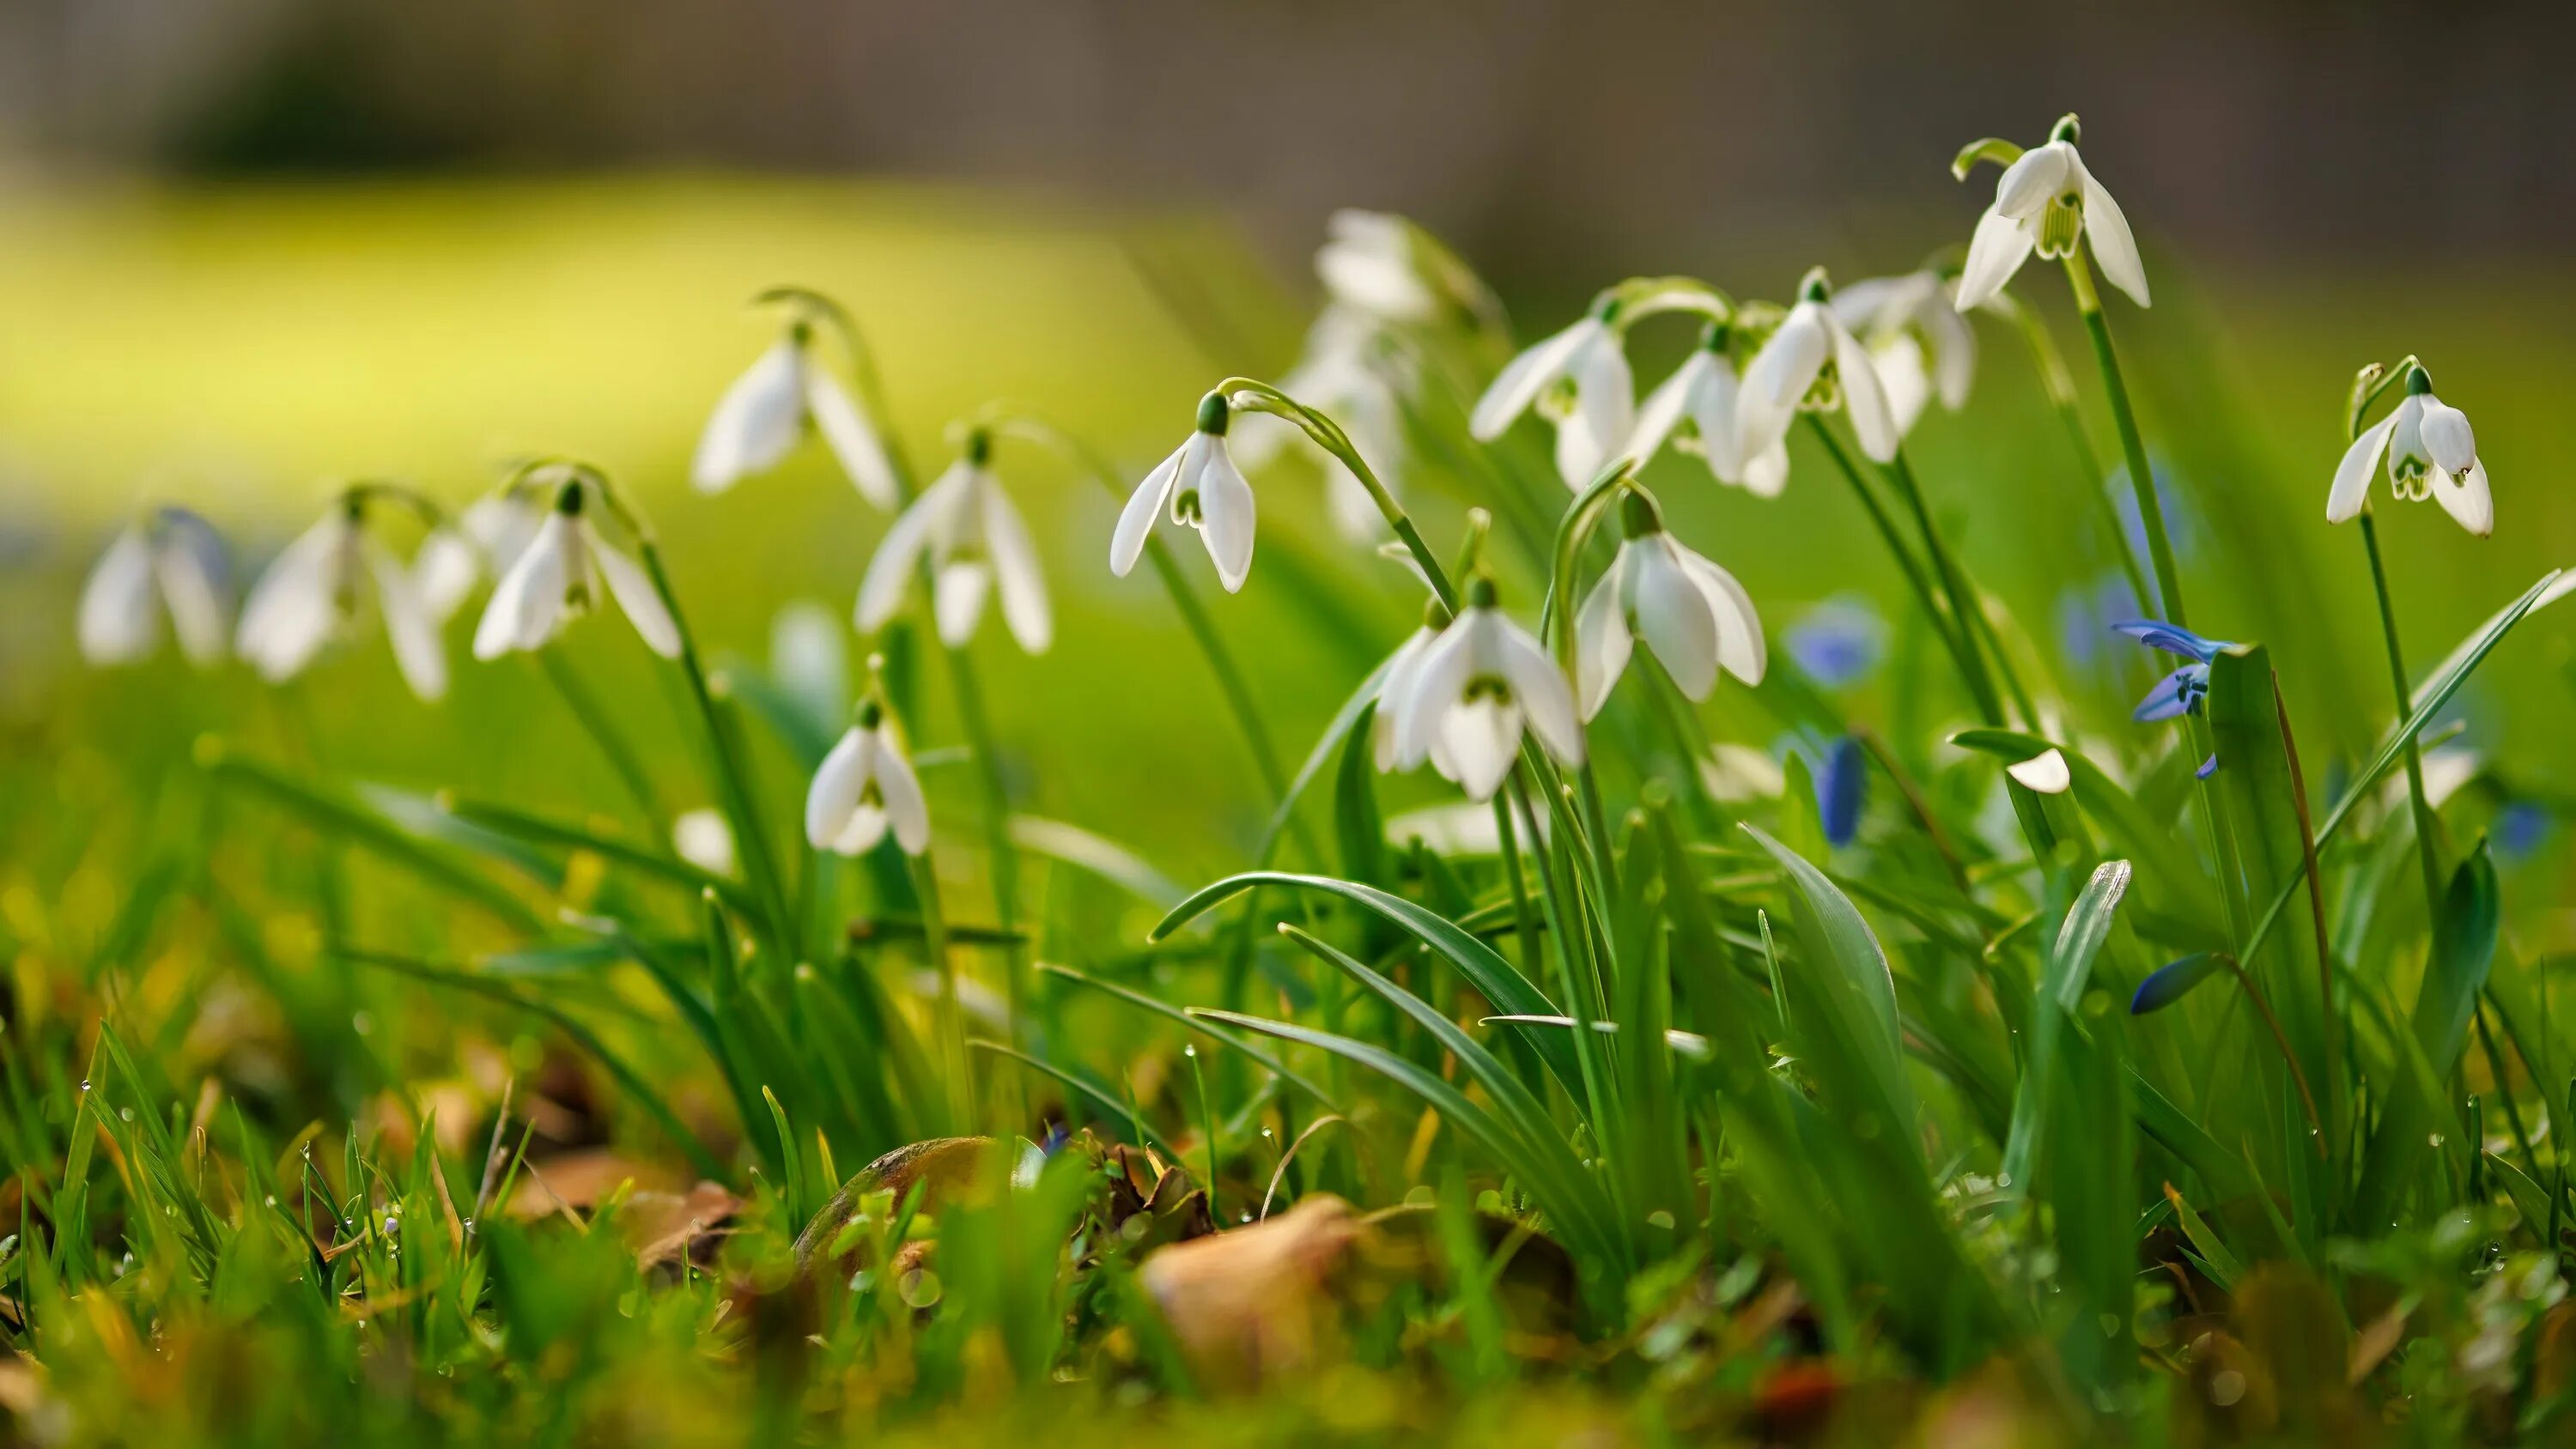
506 1148 679 1220
626 1181 746 1270
1139 1193 1364 1391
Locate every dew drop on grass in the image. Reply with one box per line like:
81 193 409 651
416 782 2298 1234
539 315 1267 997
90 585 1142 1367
119 1107 134 1121
2208 1368 2247 1407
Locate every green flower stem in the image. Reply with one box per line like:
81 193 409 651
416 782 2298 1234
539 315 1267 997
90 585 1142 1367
983 411 1321 864
908 850 972 1133
636 539 798 955
2063 250 2189 629
1883 447 2025 727
1492 793 1543 982
534 649 662 834
1990 291 2155 614
1218 376 1457 612
2359 507 2448 939
939 648 1024 1038
1803 418 1995 724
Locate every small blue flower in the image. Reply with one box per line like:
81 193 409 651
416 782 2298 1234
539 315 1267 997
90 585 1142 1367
2133 664 2211 722
1785 596 1886 689
1817 736 1867 846
2114 618 2235 723
2111 618 2229 664
2496 802 2549 861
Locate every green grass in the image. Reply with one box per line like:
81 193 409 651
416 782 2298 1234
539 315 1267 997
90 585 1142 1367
5 176 2576 1445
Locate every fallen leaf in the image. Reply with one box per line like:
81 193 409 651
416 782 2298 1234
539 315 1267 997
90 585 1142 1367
626 1180 746 1270
1139 1194 1364 1390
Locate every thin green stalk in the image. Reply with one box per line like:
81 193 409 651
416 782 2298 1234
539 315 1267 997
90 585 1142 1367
637 541 798 955
535 649 662 834
940 645 1026 1042
1991 290 2155 611
2358 507 2448 941
1511 776 1613 1136
908 851 971 1133
2063 251 2188 628
1492 794 1542 982
1875 450 2009 731
1217 376 1456 611
1803 418 1992 722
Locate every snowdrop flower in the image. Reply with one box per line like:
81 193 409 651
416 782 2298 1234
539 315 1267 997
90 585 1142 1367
1233 309 1410 541
693 312 899 508
411 527 483 625
2329 364 2493 537
1625 323 1788 496
854 430 1050 652
78 506 232 668
1471 298 1634 489
1389 576 1584 802
472 476 682 661
1735 270 1901 468
1831 271 1977 438
1112 392 1256 592
235 492 450 701
1370 602 1454 779
1315 210 1439 324
1953 115 2149 311
2005 748 2072 794
1574 491 1765 719
805 700 930 856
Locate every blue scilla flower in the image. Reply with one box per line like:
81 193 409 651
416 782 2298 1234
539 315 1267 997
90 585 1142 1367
2112 618 2231 723
1784 596 1886 688
1817 735 1867 846
2057 574 2141 679
2496 802 2549 862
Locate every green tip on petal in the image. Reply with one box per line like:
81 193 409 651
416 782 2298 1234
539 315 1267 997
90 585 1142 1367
964 427 993 466
1466 573 1499 609
1194 390 1230 436
554 482 585 516
1795 267 1832 304
1698 318 1732 354
856 698 884 729
2049 113 2081 145
2405 363 2434 396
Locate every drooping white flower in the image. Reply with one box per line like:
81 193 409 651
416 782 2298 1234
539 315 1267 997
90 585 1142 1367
1370 609 1454 779
2005 748 2072 794
693 323 899 508
1574 496 1765 719
2328 364 2493 537
411 527 483 625
1831 271 1978 438
805 704 930 856
78 506 232 669
471 480 682 661
1389 579 1585 802
459 487 546 573
1470 301 1634 489
1954 115 2149 311
1736 270 1901 466
1111 393 1257 592
1232 308 1411 542
1625 327 1789 496
854 435 1050 652
1315 210 1439 324
234 496 449 701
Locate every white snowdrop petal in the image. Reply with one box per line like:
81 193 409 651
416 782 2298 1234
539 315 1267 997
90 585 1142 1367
1625 354 1706 468
411 528 482 625
1631 540 1720 701
854 478 953 633
1442 696 1521 803
2327 413 2398 524
692 342 806 494
1110 443 1186 578
587 525 683 658
1954 208 2036 312
806 370 901 510
1832 317 1903 463
1470 320 1598 440
1394 621 1479 769
1741 441 1791 499
1923 286 1978 410
2432 457 2494 537
1569 335 1636 466
366 538 447 702
872 730 933 855
1493 616 1585 767
1194 440 1257 593
1686 358 1750 481
1674 548 1767 685
1993 142 2071 219
2078 164 2151 308
1736 306 1826 463
1574 560 1634 721
472 513 565 658
1372 627 1436 772
933 561 989 646
2419 397 2477 476
79 528 161 665
236 515 352 682
1871 333 1934 440
2006 748 2073 794
981 485 1052 654
805 729 872 849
